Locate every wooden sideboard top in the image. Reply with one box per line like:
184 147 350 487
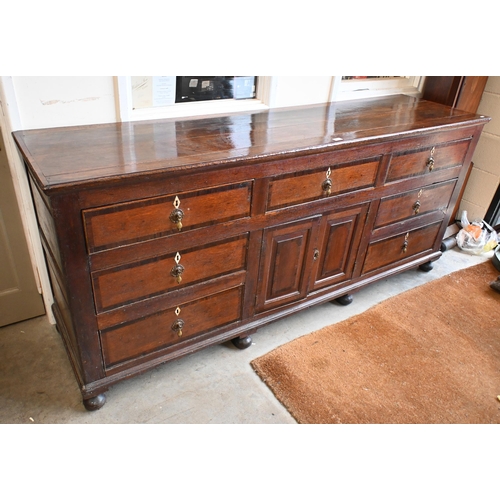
13 95 489 193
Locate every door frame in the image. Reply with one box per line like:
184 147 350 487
0 76 54 323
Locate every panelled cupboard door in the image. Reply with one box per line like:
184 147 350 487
255 206 370 313
311 204 370 291
256 216 321 312
0 129 45 326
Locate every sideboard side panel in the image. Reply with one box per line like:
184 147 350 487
50 193 105 386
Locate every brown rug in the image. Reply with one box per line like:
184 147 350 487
251 262 500 424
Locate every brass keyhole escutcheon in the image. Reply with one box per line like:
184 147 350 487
171 318 185 337
170 196 184 231
171 252 184 284
322 167 332 195
313 249 320 261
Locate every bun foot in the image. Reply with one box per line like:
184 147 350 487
419 261 434 272
490 276 500 293
334 294 353 306
231 335 253 350
83 393 107 411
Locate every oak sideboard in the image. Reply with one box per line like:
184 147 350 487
13 95 489 410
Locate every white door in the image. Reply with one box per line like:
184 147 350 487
0 127 45 326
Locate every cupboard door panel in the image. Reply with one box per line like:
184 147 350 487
312 204 369 290
256 217 320 312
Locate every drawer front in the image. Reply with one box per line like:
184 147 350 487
374 179 457 228
100 285 244 368
362 222 442 274
267 158 379 210
83 181 252 253
387 139 470 182
92 234 248 312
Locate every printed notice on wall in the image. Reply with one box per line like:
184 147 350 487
152 76 176 107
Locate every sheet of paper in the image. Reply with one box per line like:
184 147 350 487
152 76 176 107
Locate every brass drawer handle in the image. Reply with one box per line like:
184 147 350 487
171 252 184 284
171 318 185 337
322 167 332 195
170 195 184 231
426 147 436 172
402 232 410 253
413 200 421 215
170 263 185 284
322 178 332 195
169 208 184 231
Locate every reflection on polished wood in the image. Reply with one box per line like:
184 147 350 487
14 95 487 192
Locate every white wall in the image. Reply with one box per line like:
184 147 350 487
460 77 500 221
11 76 117 130
270 76 334 107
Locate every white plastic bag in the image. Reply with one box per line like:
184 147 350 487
456 211 499 255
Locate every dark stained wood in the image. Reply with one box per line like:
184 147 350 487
374 180 457 228
423 76 488 114
13 95 488 194
422 76 489 224
455 77 489 114
334 294 353 306
386 140 471 182
231 334 254 350
422 77 465 108
83 393 106 411
419 261 435 272
312 205 369 291
95 272 246 332
267 158 379 210
256 217 320 312
362 222 443 274
14 95 489 409
50 193 106 383
92 235 248 312
100 285 244 368
83 182 252 252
